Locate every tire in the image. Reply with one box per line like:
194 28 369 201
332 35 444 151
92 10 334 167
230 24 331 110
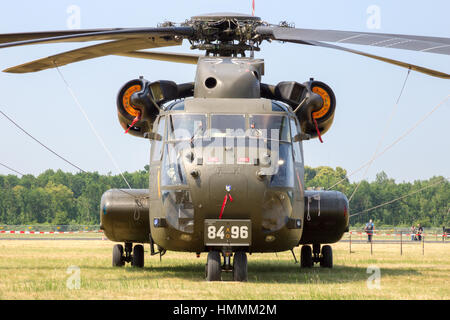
320 245 333 268
132 244 144 268
300 245 313 268
233 252 248 282
112 244 124 267
206 251 221 281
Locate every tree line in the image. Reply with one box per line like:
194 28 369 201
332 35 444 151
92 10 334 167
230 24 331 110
304 166 449 228
0 167 149 226
0 166 448 228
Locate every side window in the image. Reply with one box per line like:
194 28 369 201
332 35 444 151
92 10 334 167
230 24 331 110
290 118 302 163
151 116 165 162
161 143 187 186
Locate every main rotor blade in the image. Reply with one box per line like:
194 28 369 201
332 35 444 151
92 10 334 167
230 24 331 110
3 38 181 73
258 26 450 79
0 28 121 44
114 51 201 64
310 40 450 79
0 27 193 49
257 26 450 55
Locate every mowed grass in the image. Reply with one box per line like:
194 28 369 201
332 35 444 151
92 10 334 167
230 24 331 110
0 239 448 300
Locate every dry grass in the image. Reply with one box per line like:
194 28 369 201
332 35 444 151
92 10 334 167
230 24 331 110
0 239 448 300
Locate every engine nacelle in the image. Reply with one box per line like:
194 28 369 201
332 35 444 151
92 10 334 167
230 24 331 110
299 190 349 244
297 80 336 139
117 78 158 138
260 80 336 140
117 79 195 138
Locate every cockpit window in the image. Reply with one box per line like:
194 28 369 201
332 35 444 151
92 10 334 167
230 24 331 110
290 118 302 163
211 114 246 137
269 143 295 188
168 101 185 111
151 116 165 162
168 114 206 141
161 143 187 186
249 115 291 142
271 102 286 112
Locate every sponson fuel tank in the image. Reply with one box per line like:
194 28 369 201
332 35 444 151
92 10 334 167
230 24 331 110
100 189 150 243
299 190 349 244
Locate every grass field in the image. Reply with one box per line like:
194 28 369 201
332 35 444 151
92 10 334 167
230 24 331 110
0 239 448 300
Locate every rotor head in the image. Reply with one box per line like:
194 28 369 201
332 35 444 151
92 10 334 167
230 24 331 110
184 12 266 57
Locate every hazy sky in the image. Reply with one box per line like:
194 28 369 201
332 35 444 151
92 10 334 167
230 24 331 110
0 0 449 184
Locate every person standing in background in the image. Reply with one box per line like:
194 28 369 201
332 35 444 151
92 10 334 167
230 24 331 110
410 225 416 241
364 219 374 243
417 224 424 241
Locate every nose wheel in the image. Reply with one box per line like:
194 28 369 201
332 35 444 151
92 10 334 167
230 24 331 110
205 251 222 281
233 251 248 282
205 250 248 282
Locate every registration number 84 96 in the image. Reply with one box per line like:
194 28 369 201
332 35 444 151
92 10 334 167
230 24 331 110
207 225 249 240
204 219 252 246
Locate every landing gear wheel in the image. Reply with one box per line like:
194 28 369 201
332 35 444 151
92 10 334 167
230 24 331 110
112 244 124 267
233 252 248 282
320 245 333 268
300 245 313 268
132 244 144 268
206 251 221 281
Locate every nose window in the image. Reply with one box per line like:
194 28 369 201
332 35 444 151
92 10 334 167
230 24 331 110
161 190 194 234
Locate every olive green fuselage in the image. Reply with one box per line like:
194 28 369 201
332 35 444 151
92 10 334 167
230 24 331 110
149 98 304 252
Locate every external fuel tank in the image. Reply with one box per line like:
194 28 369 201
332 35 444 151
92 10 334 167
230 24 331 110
100 189 150 243
299 190 349 244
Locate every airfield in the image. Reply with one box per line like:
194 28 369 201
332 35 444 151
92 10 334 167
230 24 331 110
0 234 449 300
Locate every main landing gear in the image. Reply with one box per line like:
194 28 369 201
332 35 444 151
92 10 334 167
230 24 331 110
205 250 248 282
112 243 144 268
300 244 333 268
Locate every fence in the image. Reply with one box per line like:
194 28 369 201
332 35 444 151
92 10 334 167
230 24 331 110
0 225 104 241
345 229 448 256
0 225 101 232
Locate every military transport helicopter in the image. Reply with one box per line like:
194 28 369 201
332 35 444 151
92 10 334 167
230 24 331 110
0 13 449 281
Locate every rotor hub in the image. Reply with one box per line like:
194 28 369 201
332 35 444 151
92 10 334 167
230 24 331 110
183 12 267 57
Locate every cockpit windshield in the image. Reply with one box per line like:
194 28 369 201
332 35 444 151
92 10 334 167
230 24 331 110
248 115 290 141
210 114 246 137
167 113 291 142
168 114 206 141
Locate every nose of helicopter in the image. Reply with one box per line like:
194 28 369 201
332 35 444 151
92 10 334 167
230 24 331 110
207 169 250 219
184 144 271 222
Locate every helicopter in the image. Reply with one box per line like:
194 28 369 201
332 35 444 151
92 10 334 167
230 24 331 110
0 13 449 282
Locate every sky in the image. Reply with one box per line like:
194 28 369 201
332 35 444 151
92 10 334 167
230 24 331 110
0 0 449 184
